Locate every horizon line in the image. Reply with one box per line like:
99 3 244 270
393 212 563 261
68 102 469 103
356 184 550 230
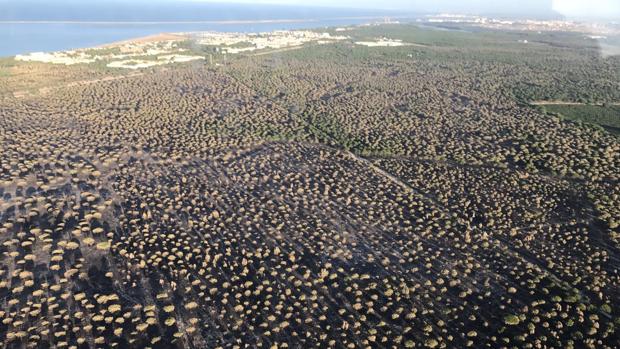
0 17 414 25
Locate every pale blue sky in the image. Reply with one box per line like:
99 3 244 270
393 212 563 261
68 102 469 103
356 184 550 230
191 0 620 18
194 0 410 10
552 0 620 18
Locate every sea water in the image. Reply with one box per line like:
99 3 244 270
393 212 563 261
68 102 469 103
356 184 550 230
0 1 403 57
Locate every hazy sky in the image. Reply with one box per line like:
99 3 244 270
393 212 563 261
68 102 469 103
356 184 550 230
552 0 620 19
3 0 619 19
192 0 620 18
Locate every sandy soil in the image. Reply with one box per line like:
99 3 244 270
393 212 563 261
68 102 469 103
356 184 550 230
98 33 189 48
13 72 144 99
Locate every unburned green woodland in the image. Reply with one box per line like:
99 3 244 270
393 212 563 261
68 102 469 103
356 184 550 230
538 104 620 135
0 24 619 348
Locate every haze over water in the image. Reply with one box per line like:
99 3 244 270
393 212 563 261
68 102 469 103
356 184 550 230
0 1 402 57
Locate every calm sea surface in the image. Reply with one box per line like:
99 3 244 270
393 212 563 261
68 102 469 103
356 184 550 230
0 20 376 57
0 1 403 57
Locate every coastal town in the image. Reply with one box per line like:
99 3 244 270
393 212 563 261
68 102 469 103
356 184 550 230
14 29 354 68
422 13 620 36
13 16 620 70
192 30 349 53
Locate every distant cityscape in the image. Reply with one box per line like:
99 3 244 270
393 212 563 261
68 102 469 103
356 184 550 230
419 14 620 35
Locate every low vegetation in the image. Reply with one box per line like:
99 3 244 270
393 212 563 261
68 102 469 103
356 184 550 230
539 104 620 135
0 23 618 348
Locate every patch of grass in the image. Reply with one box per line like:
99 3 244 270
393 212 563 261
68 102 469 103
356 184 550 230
0 57 18 67
226 41 255 49
541 104 620 135
82 47 122 56
0 57 18 77
304 113 370 153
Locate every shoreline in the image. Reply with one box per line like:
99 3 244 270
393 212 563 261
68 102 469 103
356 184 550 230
0 16 398 25
0 18 381 57
1 18 414 58
0 20 316 25
96 33 190 48
9 27 354 66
